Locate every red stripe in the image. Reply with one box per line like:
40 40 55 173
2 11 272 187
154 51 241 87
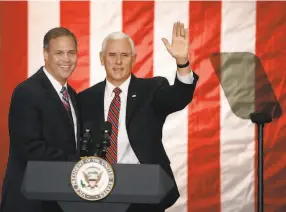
108 113 118 126
108 142 117 153
188 2 221 211
0 1 28 195
256 2 286 211
110 131 118 141
107 146 117 159
108 114 119 130
122 1 154 78
111 101 120 114
108 110 117 124
112 126 118 136
114 99 121 108
60 1 90 92
110 105 120 117
106 153 116 163
109 140 117 150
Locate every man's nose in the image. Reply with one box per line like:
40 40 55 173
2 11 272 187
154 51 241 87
115 55 122 64
62 53 71 62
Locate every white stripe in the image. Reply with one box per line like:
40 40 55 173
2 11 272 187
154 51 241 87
90 0 122 86
154 2 189 212
28 0 59 77
220 1 256 212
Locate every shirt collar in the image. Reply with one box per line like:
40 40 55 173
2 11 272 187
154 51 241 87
42 66 68 94
105 74 131 98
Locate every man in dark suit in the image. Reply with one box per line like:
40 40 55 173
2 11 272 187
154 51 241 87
77 21 199 212
0 27 80 212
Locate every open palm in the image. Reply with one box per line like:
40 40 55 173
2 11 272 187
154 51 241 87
162 22 189 60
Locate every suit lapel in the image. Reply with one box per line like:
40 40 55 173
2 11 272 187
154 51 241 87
126 74 144 127
68 85 80 136
37 68 75 130
97 81 106 125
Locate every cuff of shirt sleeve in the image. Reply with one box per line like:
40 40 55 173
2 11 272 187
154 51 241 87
176 70 194 84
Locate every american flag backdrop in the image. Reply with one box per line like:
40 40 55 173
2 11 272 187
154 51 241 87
0 1 286 212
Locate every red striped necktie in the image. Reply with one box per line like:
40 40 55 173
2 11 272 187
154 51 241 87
60 86 73 125
106 87 122 163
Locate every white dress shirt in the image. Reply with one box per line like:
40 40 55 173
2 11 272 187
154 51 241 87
104 71 194 164
42 67 78 146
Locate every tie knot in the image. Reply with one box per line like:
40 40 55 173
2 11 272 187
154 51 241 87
60 86 69 98
60 86 67 94
113 87 122 96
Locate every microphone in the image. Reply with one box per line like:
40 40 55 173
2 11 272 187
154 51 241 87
94 121 112 158
102 121 112 151
249 112 272 125
80 122 92 156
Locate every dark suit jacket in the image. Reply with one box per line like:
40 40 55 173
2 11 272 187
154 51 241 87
0 67 80 212
77 72 199 211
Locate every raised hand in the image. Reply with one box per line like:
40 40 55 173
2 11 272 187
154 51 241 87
162 21 189 64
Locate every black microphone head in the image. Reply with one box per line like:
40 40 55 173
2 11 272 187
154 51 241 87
82 122 92 141
104 121 112 131
80 122 92 154
83 122 93 130
249 112 272 125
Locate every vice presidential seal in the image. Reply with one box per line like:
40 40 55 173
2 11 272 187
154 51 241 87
70 156 115 201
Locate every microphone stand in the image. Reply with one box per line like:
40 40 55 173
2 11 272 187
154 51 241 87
94 143 103 158
250 112 272 212
80 129 91 157
101 129 111 159
93 129 111 159
257 122 264 212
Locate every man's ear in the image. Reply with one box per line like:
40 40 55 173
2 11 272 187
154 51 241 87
132 53 137 66
43 48 48 61
99 52 104 66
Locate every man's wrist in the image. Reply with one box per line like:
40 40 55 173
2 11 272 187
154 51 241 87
177 60 189 68
176 57 189 64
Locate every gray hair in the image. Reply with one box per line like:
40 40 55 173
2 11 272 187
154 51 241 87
101 32 136 55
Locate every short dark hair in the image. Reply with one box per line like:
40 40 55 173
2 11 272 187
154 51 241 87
43 27 77 50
